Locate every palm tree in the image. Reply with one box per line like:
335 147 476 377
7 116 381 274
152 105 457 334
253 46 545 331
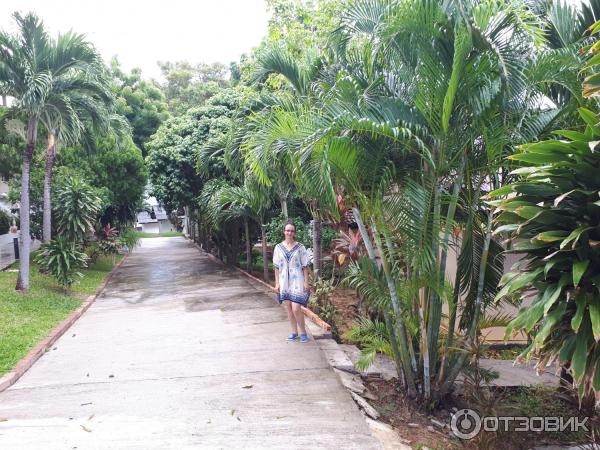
269 0 584 399
41 72 118 243
212 178 273 281
246 45 331 276
0 13 53 290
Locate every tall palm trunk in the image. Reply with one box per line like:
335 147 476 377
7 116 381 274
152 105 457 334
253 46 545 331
372 222 417 397
42 131 56 243
428 157 466 376
312 216 322 278
419 287 431 398
16 116 38 291
1 95 6 106
439 209 493 396
261 223 269 282
280 195 288 219
244 217 251 271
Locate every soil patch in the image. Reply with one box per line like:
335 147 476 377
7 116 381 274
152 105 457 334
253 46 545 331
328 287 360 338
364 375 598 450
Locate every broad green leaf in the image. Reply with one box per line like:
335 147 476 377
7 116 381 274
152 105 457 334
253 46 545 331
572 319 591 382
496 269 544 302
515 205 544 219
535 302 567 344
553 130 588 141
487 184 515 198
493 224 519 235
543 275 569 314
509 153 566 164
560 226 590 249
589 300 600 341
579 108 600 136
573 260 590 287
571 293 587 332
514 184 559 197
559 334 577 363
535 231 568 242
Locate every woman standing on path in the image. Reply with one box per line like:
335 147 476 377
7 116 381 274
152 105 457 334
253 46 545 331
272 220 311 342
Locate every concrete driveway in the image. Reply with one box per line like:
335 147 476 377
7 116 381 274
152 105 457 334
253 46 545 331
0 237 380 449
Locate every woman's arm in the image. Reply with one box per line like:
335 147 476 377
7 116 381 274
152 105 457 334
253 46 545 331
273 268 280 292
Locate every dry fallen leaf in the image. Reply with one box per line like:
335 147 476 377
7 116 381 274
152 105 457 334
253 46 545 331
0 417 8 422
230 409 235 416
242 385 253 389
88 414 94 421
80 402 92 406
80 425 92 432
237 417 241 422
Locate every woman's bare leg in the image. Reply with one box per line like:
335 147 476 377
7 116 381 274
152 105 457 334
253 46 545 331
291 302 306 335
286 301 298 334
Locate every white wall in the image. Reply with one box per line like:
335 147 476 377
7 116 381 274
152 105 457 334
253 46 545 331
159 220 175 233
141 222 160 234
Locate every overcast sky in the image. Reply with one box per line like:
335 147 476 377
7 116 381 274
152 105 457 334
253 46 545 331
0 0 270 81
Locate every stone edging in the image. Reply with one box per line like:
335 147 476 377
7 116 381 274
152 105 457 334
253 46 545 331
0 253 129 393
189 240 332 332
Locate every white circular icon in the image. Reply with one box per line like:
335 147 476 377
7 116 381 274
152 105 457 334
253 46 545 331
451 408 481 439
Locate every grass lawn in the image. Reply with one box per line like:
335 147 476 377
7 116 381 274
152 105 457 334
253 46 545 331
134 231 182 238
0 255 122 376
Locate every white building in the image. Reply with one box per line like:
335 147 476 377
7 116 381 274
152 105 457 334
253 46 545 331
135 197 176 234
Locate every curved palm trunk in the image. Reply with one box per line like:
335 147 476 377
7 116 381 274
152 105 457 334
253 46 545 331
261 223 269 282
42 132 56 243
16 116 39 291
352 208 417 396
372 222 417 397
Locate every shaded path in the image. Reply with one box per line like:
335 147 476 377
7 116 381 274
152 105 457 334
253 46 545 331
0 237 380 449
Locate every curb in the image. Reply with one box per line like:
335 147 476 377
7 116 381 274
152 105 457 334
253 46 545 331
0 253 129 393
189 240 332 332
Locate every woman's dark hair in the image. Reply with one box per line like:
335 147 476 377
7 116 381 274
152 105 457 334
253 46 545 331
283 219 296 231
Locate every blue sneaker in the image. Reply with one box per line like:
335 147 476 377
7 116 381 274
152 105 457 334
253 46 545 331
299 334 309 343
286 333 298 341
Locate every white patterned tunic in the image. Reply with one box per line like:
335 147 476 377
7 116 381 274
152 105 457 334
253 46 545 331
273 241 311 305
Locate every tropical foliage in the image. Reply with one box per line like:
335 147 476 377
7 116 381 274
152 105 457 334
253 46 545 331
494 108 600 402
34 236 89 287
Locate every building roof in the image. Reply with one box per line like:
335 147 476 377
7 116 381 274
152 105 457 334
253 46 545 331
136 206 168 224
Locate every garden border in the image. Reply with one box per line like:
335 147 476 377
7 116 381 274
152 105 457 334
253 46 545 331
189 239 332 332
0 253 129 393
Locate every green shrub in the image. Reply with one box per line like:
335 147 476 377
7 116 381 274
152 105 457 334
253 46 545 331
34 237 89 287
0 210 10 234
493 107 600 401
321 226 338 249
55 177 102 243
265 213 311 246
118 228 140 251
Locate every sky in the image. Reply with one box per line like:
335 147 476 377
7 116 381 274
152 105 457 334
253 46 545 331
0 0 270 81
